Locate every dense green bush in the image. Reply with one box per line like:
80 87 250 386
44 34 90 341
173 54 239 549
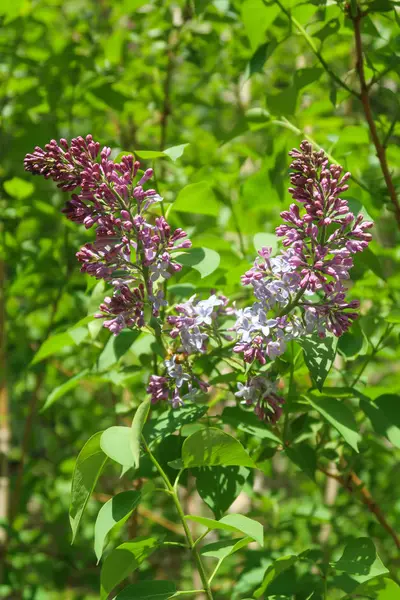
1 1 400 598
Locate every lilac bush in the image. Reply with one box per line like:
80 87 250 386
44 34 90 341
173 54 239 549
25 137 372 426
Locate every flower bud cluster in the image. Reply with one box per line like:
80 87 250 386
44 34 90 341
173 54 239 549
25 136 191 335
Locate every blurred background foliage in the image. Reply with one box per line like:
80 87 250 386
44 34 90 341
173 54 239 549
1 0 400 598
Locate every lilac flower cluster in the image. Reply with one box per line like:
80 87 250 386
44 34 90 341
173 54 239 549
147 294 231 407
147 356 209 409
24 136 191 334
167 294 230 353
236 376 285 425
233 141 373 368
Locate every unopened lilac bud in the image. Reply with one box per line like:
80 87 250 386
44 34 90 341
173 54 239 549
138 168 154 186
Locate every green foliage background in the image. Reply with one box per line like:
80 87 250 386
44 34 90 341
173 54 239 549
1 0 400 598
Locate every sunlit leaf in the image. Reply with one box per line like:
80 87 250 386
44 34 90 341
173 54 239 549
94 491 141 562
69 432 108 543
182 428 257 468
100 537 161 600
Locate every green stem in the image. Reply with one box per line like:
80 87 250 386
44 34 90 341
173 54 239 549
208 558 223 585
351 324 393 387
273 0 359 98
278 287 307 318
142 436 214 600
171 591 206 598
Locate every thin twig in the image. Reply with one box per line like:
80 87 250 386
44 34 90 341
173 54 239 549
273 0 359 98
351 7 400 229
318 467 400 550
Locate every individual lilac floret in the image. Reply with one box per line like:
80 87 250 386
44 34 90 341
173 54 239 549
24 136 192 335
235 376 285 425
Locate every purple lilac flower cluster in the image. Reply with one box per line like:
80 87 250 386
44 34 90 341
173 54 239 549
24 136 191 334
233 141 373 366
232 142 373 423
147 294 231 407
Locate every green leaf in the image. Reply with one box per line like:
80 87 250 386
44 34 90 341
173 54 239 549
254 555 298 598
360 398 400 449
294 68 323 90
98 330 140 371
186 514 263 546
69 432 108 543
285 442 317 481
41 369 89 412
3 177 34 199
88 83 129 111
313 18 340 42
368 0 396 12
114 581 176 599
245 108 271 130
175 247 220 278
143 404 208 442
195 466 250 519
100 537 161 600
201 536 252 560
173 181 219 216
222 406 281 443
332 537 388 588
300 332 338 391
338 321 367 359
386 309 400 323
306 393 361 452
134 150 167 159
163 143 189 162
94 491 141 562
267 86 298 116
182 427 257 469
243 41 276 80
0 0 25 23
31 332 75 365
241 0 280 50
130 399 150 469
353 247 386 281
353 578 400 599
100 426 135 473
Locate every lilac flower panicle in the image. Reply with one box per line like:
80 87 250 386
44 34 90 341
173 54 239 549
25 136 191 335
231 141 372 424
167 293 230 355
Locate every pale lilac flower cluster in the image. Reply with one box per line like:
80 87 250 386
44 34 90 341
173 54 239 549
147 294 230 407
234 247 305 363
167 294 230 354
235 376 285 425
24 136 191 335
147 356 209 408
233 141 373 367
